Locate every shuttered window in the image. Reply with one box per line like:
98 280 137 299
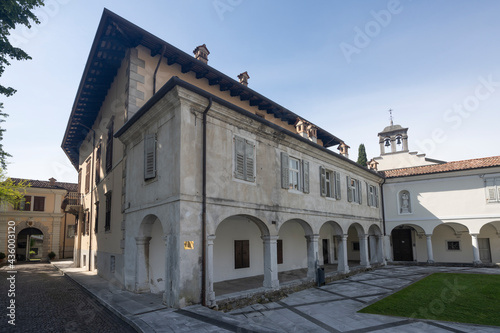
281 152 309 193
234 240 250 269
486 178 500 203
144 134 157 180
15 196 31 211
105 121 114 173
234 136 255 182
33 196 45 211
95 143 101 184
347 176 361 204
277 239 283 264
94 202 99 233
320 167 341 199
105 191 112 232
367 183 379 207
85 161 90 194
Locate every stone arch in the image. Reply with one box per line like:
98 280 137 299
390 224 423 262
276 219 313 276
17 227 44 261
15 220 50 261
346 222 370 268
318 221 345 273
478 221 500 264
367 224 385 265
431 223 472 263
135 214 166 296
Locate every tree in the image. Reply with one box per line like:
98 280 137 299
0 168 29 207
357 143 368 167
1 0 45 97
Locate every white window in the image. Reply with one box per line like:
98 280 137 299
347 176 361 204
485 177 500 203
234 136 255 182
367 184 379 207
281 152 309 193
320 167 341 199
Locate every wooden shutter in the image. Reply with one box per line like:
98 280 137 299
347 176 353 202
357 180 362 204
320 166 326 196
245 140 255 182
106 121 114 173
366 182 371 206
302 160 309 193
144 134 156 180
375 186 379 208
234 136 245 179
335 171 341 200
486 179 497 202
95 143 101 184
33 196 45 211
281 152 289 189
85 162 90 193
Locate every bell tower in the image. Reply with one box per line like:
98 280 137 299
378 109 409 155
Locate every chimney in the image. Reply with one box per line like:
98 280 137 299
306 124 317 144
238 71 250 86
368 158 379 171
193 44 210 64
295 118 308 138
338 142 350 159
49 177 56 186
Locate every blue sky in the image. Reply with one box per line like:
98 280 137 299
2 0 500 183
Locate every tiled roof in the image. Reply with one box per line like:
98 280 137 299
11 178 78 192
382 156 500 178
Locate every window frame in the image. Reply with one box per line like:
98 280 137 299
105 191 112 232
347 176 362 204
234 240 250 269
320 167 341 199
485 177 500 203
33 196 45 212
367 184 379 208
281 152 309 193
446 240 461 251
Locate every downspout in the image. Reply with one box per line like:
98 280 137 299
153 45 166 94
380 177 386 236
201 97 212 306
89 130 95 271
63 210 68 259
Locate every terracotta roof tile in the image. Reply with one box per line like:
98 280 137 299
10 178 78 192
382 156 500 178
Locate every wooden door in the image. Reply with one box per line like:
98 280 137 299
392 229 413 261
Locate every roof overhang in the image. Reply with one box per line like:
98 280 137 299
62 8 343 169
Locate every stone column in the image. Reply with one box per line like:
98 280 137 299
425 234 434 263
470 233 482 264
206 235 217 306
369 236 377 264
135 236 151 293
359 234 371 268
337 235 350 274
262 235 279 289
390 136 397 153
305 234 320 279
377 235 386 265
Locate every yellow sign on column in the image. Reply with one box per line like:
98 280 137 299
184 241 194 250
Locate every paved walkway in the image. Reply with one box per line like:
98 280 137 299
52 261 500 332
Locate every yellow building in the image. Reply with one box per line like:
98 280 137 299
0 178 78 261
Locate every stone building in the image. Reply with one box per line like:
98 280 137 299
61 9 385 308
370 122 500 266
0 178 78 261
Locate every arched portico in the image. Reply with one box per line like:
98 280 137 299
277 219 314 279
431 223 473 264
211 214 272 302
478 221 500 264
17 227 44 261
347 223 370 268
368 224 386 265
389 224 426 262
319 221 349 274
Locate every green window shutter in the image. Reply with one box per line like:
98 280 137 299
320 166 326 196
281 152 289 189
144 134 156 180
357 180 362 204
302 160 309 193
245 139 255 182
335 171 341 200
234 136 245 180
375 186 379 208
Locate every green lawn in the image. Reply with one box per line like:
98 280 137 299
359 273 500 326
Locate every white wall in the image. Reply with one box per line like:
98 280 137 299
149 220 166 293
278 221 307 271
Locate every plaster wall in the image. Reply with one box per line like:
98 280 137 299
278 221 308 272
374 151 439 171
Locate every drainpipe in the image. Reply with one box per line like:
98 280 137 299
153 45 166 94
380 177 386 236
201 97 212 306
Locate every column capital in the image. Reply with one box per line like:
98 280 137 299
261 235 279 242
470 233 479 237
304 234 320 242
135 236 151 245
341 234 348 241
425 234 432 238
359 234 369 241
207 234 216 245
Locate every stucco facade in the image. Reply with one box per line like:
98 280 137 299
0 178 77 261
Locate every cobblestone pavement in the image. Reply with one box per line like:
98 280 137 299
0 262 136 333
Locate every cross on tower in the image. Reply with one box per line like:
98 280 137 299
389 109 393 126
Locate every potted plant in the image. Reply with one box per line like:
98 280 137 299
48 251 56 261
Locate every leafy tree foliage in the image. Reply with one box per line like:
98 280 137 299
1 0 44 96
357 143 368 167
0 168 29 207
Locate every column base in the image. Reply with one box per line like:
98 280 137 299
264 280 280 290
473 260 482 265
427 260 435 264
